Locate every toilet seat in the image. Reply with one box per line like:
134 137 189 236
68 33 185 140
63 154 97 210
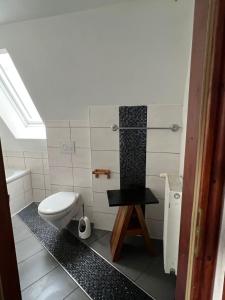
38 192 79 215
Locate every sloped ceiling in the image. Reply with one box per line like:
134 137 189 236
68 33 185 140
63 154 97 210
0 0 131 25
0 0 194 120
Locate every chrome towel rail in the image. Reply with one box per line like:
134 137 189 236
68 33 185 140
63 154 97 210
111 124 181 132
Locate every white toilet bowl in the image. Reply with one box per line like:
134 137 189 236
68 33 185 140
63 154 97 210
38 192 80 230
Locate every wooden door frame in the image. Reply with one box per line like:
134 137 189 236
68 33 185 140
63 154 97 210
0 142 21 300
176 0 225 299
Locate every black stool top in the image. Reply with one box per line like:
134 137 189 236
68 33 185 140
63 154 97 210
107 188 159 207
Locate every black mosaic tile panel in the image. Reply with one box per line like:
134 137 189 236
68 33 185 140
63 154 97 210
119 106 147 189
19 203 154 300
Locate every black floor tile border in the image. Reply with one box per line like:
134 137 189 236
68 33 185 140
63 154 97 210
18 203 154 300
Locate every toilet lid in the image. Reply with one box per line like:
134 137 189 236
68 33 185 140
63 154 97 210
38 192 79 215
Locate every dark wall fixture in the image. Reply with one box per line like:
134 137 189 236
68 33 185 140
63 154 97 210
107 105 157 262
119 106 147 190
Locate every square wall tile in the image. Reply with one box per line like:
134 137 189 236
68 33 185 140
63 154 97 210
70 128 90 148
32 189 46 202
23 174 32 192
49 167 73 186
75 205 93 222
7 151 24 157
25 158 43 174
45 120 70 128
46 127 70 147
90 128 119 151
93 192 118 214
93 212 116 231
89 105 119 127
69 120 89 128
45 190 52 197
25 190 33 205
31 174 45 189
147 104 182 127
146 175 165 200
147 130 181 153
44 175 51 190
91 150 119 172
51 184 74 193
23 151 42 159
92 172 120 193
42 152 48 159
74 186 93 206
72 148 91 169
146 153 180 176
43 159 49 175
48 147 72 167
73 168 92 188
7 157 25 169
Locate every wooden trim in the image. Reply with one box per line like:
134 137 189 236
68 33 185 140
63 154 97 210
176 0 210 297
0 142 21 299
176 0 225 299
192 31 225 300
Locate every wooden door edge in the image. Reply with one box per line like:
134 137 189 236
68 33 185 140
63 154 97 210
176 0 225 299
189 0 225 299
186 1 222 298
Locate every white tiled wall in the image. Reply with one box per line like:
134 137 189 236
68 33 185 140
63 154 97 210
46 120 93 222
3 151 50 202
7 172 32 215
45 104 182 239
89 105 182 239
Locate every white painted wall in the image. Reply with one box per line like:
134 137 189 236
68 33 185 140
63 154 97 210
179 58 191 176
0 0 193 120
179 0 195 176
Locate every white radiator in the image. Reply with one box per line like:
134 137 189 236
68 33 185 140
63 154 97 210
160 173 182 275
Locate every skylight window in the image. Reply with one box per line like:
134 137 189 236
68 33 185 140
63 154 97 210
0 49 46 139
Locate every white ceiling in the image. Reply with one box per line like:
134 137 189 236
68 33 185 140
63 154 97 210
0 0 130 25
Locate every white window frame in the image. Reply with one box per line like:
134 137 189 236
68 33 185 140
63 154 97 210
0 49 46 139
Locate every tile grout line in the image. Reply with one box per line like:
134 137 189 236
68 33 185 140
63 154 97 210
62 287 80 300
17 248 44 266
21 265 59 293
14 231 33 245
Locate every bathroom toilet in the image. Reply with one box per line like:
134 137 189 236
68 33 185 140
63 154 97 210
38 192 81 230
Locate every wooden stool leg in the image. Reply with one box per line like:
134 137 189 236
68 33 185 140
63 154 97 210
135 205 155 255
110 206 133 261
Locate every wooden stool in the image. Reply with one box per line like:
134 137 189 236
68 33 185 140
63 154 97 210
107 188 159 262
